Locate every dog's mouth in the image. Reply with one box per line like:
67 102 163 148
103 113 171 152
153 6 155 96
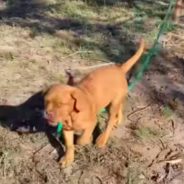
43 111 58 126
46 118 58 127
46 117 59 126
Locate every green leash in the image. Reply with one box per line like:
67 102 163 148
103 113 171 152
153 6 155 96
57 122 63 135
128 0 175 91
57 122 63 134
57 0 176 135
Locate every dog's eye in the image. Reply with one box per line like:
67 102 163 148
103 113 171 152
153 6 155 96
56 101 67 107
56 102 62 107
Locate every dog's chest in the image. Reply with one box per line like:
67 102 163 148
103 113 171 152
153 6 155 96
71 111 92 131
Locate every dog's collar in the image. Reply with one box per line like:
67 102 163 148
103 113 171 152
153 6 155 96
57 122 63 135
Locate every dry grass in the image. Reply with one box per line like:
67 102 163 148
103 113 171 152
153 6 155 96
0 0 184 184
161 27 184 59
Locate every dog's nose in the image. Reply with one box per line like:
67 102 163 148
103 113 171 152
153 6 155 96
43 111 54 120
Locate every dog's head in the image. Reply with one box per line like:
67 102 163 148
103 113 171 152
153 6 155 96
43 84 87 129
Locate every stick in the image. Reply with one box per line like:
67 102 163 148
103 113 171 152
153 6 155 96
127 103 152 121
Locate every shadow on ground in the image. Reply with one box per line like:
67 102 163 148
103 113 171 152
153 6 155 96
0 90 66 158
140 55 184 119
0 0 169 62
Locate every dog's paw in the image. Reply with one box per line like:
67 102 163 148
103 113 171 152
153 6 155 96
59 154 74 168
76 136 92 145
96 133 107 148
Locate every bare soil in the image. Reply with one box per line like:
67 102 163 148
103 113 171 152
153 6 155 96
0 1 184 184
1 47 184 184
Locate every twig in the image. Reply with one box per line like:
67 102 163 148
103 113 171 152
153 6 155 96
156 158 183 165
169 119 175 136
32 143 50 161
165 158 182 164
127 103 152 121
159 138 166 150
70 62 114 71
94 176 103 184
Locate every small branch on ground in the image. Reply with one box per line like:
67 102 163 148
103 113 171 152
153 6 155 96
127 103 152 121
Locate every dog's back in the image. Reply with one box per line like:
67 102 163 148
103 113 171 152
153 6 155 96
77 39 145 110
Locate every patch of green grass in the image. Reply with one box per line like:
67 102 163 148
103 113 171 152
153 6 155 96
0 51 14 61
46 1 134 61
164 21 176 33
134 1 169 18
52 40 72 54
49 1 175 60
48 1 97 22
127 164 146 184
134 127 162 141
162 106 173 118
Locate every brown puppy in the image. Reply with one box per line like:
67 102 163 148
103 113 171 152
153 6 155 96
44 39 145 167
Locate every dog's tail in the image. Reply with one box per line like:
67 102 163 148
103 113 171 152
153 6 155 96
121 39 145 73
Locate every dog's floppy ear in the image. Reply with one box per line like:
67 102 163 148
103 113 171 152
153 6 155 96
71 89 87 112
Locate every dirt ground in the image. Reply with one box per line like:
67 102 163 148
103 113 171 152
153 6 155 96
0 1 184 184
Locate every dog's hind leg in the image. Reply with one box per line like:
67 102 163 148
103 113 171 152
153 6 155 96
116 95 127 126
96 97 122 147
116 103 123 127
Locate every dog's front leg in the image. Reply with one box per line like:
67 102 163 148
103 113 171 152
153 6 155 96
59 130 74 168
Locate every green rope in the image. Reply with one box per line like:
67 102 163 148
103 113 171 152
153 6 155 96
128 0 176 91
57 122 63 134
